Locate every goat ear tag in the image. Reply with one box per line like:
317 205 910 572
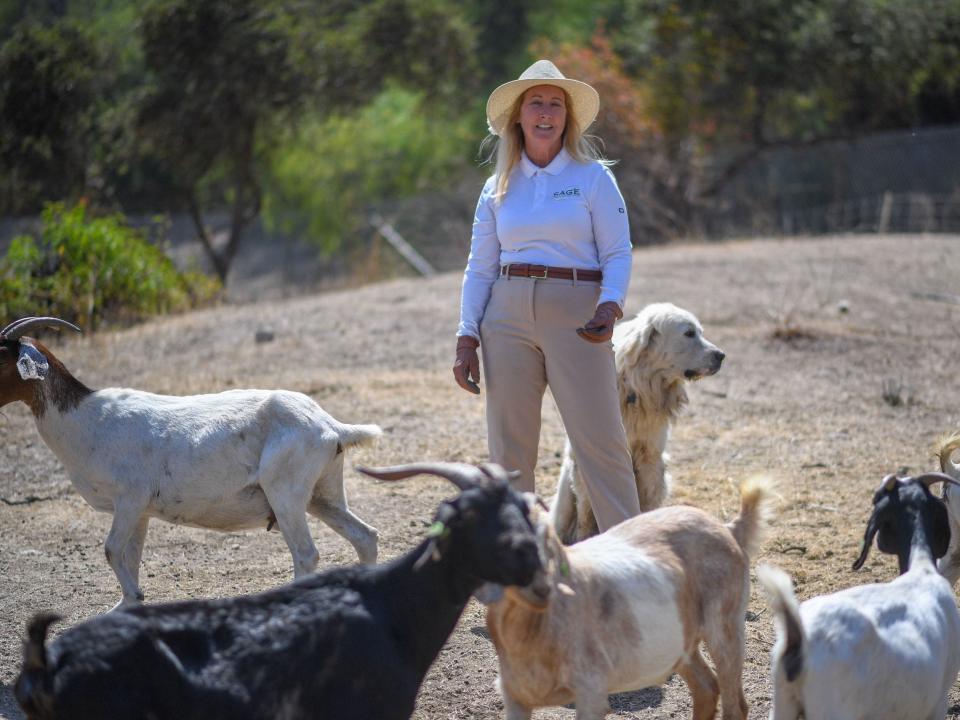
426 521 447 538
17 344 49 380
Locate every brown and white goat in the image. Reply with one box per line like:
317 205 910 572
484 477 771 720
1 316 380 608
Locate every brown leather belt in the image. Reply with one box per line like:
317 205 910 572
500 264 602 282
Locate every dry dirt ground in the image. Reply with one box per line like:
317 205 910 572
2 234 960 719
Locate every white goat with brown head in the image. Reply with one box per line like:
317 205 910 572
0 316 380 608
483 476 771 720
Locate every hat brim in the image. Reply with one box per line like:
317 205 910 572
486 77 600 137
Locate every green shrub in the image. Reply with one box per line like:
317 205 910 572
0 202 220 330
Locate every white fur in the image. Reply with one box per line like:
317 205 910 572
488 478 769 720
936 432 960 585
550 302 724 543
759 562 960 720
27 367 380 608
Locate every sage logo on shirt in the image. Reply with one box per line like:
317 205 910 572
553 187 581 199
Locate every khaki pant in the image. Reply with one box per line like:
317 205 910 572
480 275 641 532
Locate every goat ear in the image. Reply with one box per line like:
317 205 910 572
930 501 951 561
852 513 879 570
16 343 49 380
413 538 439 570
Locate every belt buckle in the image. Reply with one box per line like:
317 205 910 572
529 265 548 280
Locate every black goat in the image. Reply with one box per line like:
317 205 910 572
15 463 543 720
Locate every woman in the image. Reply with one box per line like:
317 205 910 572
453 59 641 532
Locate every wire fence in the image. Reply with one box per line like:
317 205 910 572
701 124 960 239
705 191 960 238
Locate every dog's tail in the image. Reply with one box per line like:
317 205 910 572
15 613 60 719
727 475 774 560
756 565 805 683
337 423 383 451
935 431 960 481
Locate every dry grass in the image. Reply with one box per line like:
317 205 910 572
2 233 960 718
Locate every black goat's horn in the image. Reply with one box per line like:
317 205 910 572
356 463 481 490
914 472 960 489
881 473 900 492
1 317 82 341
477 463 519 487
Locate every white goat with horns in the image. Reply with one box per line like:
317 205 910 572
0 317 381 608
758 472 960 720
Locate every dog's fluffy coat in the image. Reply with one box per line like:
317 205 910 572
550 303 724 543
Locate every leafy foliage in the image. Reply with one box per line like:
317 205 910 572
0 21 102 214
264 86 476 252
2 0 960 263
0 203 220 329
135 0 318 280
599 0 960 147
134 0 476 280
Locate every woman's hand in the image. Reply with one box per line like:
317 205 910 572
453 335 481 394
576 301 623 343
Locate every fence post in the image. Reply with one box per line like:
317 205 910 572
369 214 436 277
878 192 893 233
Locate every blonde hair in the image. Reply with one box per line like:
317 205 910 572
481 88 611 201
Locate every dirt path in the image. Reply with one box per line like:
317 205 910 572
2 234 959 718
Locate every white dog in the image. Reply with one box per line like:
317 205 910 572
936 430 960 584
550 302 725 544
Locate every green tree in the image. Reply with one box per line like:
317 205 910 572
0 21 102 214
136 0 315 282
136 0 475 282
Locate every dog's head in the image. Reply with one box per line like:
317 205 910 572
614 303 725 386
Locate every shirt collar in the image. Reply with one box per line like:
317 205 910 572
520 148 571 177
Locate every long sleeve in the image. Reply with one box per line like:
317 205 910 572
458 178 501 339
589 166 632 308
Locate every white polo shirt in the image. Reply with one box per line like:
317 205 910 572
457 148 632 339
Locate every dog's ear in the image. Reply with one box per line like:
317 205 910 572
615 318 658 370
637 323 659 350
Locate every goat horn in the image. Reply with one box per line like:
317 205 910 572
477 463 519 487
356 463 480 490
914 472 960 489
1 317 82 341
881 473 900 492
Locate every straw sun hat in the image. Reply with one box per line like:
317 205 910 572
485 59 600 137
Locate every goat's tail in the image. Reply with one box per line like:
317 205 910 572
14 613 60 718
337 423 383 450
727 475 774 560
756 565 805 683
935 431 960 480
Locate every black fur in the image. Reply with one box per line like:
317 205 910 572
853 477 952 574
15 478 542 720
